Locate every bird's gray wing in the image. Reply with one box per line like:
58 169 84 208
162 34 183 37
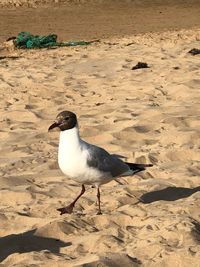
86 145 130 177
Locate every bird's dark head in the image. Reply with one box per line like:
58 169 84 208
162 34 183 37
48 111 77 132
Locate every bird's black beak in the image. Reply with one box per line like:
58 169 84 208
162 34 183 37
48 121 60 132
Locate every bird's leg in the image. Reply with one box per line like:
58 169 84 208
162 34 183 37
96 187 102 215
57 184 85 215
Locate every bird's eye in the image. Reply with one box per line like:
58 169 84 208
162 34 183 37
65 117 69 120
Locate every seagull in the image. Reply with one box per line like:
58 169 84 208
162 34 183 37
48 111 153 215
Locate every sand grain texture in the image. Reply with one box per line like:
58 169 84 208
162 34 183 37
0 29 200 266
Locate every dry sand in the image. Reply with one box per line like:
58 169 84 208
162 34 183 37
0 1 200 266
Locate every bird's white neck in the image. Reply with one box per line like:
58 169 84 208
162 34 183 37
58 124 86 178
59 125 81 150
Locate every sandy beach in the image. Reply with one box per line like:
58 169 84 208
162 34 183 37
0 1 200 266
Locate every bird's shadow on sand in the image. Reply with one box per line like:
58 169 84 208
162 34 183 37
0 229 71 262
140 186 200 204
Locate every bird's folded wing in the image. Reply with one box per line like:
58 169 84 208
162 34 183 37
87 145 130 177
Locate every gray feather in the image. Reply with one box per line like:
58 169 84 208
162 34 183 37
87 145 130 177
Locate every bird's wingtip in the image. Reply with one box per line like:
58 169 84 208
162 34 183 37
147 163 153 167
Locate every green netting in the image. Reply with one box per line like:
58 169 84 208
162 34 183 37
14 32 93 49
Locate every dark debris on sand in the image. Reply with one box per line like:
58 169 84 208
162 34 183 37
188 48 200 55
132 62 150 70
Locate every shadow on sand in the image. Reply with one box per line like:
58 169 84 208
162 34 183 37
0 229 71 262
140 186 200 204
